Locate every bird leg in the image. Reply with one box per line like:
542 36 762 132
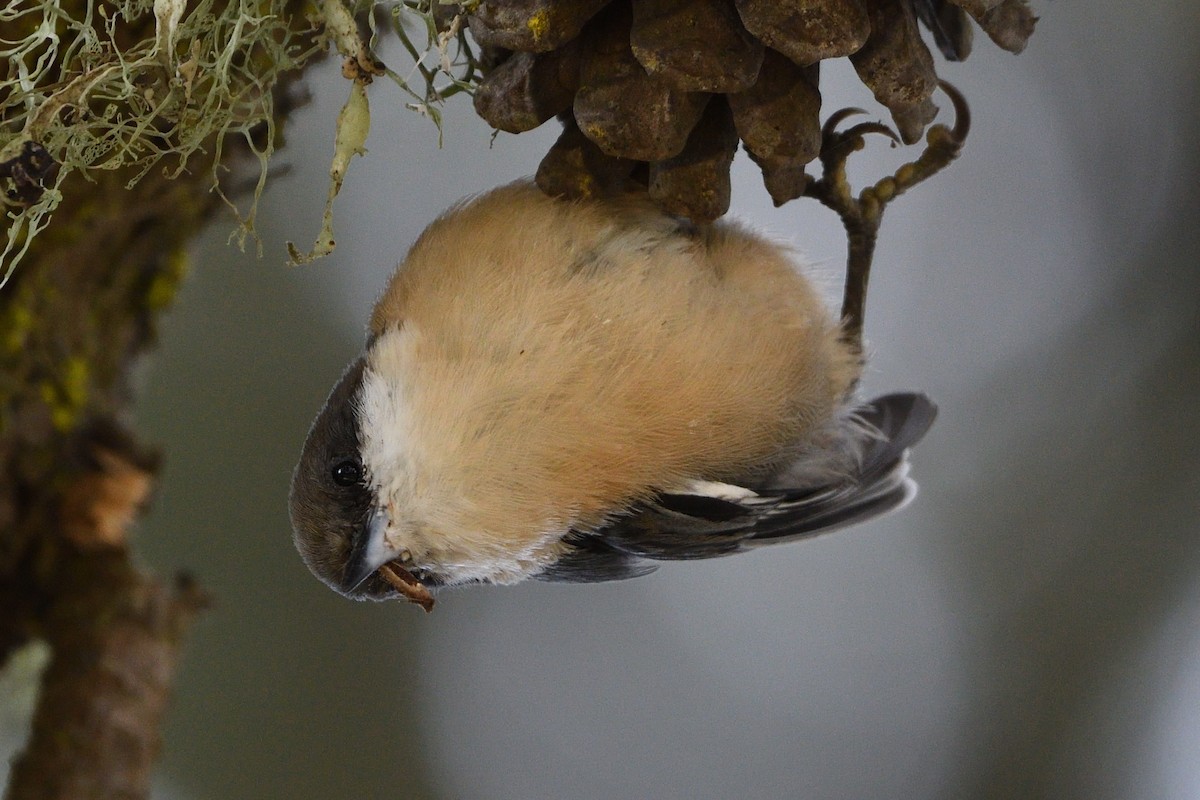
802 81 971 354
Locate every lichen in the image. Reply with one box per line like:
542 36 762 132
0 0 483 285
287 75 371 264
38 357 90 432
3 303 34 355
526 8 551 43
145 249 190 312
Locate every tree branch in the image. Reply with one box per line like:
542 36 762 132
1 65 307 794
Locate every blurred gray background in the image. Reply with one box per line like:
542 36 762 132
5 3 1200 798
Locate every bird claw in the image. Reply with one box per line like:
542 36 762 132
936 79 971 145
821 107 869 139
819 109 901 165
841 121 902 146
802 81 971 354
813 81 968 201
879 81 969 199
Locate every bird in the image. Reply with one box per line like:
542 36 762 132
289 180 936 611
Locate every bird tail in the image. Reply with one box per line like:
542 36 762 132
745 392 938 544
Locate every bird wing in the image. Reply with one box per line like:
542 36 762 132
535 393 937 582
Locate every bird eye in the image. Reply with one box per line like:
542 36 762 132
330 458 363 487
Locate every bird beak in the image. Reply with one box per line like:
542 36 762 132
341 506 402 593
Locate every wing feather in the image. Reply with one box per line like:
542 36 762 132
537 393 937 578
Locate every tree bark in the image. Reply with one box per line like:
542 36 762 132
0 120 271 800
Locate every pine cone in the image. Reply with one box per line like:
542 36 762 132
466 0 1035 221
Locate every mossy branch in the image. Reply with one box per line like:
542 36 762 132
0 39 314 800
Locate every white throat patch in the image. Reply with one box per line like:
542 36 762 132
357 327 420 511
353 326 574 585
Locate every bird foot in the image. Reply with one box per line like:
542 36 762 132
802 81 971 352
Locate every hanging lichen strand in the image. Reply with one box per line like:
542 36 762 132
0 0 482 283
470 0 1036 222
0 0 324 285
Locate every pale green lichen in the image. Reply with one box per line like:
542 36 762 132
382 0 481 137
0 0 482 285
290 0 482 262
287 75 371 264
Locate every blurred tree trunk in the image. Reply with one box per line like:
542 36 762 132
0 84 301 800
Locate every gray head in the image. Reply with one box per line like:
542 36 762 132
289 357 404 601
